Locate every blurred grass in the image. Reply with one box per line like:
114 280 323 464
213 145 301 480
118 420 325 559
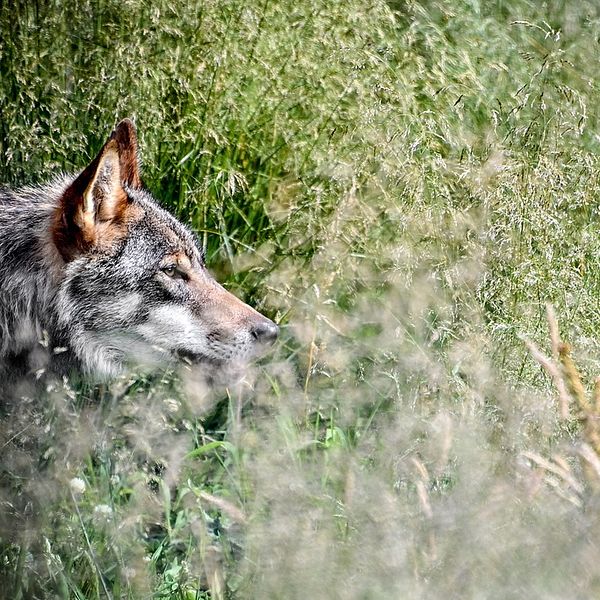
4 0 600 597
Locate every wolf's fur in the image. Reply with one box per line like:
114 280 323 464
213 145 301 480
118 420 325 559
0 120 277 397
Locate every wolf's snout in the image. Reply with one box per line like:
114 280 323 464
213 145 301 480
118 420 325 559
250 319 279 345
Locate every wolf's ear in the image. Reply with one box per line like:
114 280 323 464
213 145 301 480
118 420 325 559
110 118 142 189
54 138 130 259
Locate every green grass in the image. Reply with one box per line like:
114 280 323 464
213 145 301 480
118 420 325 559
4 0 600 597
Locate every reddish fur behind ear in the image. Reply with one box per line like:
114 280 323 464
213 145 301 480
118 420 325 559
110 118 142 189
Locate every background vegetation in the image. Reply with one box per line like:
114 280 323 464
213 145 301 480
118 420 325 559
3 0 600 597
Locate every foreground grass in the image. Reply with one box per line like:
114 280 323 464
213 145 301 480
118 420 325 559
3 0 600 597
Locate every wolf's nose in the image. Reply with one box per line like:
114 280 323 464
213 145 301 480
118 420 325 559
250 320 279 345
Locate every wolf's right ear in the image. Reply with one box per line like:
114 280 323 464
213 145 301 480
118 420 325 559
54 139 131 260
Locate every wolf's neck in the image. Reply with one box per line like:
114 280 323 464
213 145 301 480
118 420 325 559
0 177 71 369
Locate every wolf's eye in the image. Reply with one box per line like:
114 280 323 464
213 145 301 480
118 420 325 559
162 265 178 278
161 265 189 281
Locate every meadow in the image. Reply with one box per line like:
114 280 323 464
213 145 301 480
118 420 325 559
2 0 600 597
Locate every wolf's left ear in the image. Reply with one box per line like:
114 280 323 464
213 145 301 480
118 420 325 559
109 118 142 189
54 138 131 259
54 120 142 259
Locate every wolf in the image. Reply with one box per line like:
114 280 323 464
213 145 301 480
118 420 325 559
0 119 278 398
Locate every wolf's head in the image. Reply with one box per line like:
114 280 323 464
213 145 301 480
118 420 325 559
51 120 278 382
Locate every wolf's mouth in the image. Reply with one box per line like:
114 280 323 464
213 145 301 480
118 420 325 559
175 349 235 371
175 349 215 365
175 349 247 387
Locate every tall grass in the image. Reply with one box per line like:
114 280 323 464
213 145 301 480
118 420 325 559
3 0 600 597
